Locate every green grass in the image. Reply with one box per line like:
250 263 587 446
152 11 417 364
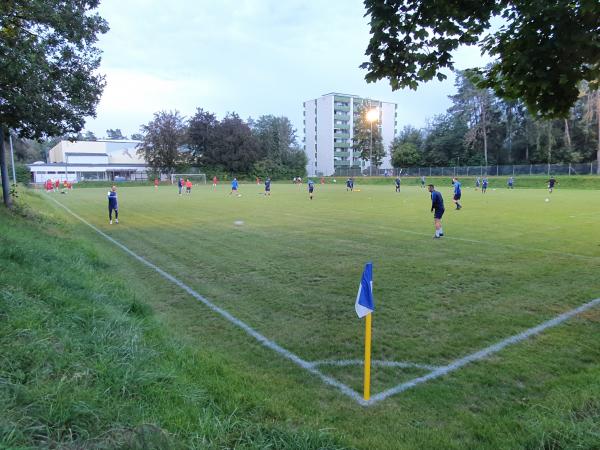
323 175 600 190
3 182 600 449
0 196 347 449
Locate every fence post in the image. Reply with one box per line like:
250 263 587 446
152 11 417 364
512 165 515 176
591 162 594 175
496 165 499 176
569 163 571 175
429 167 432 176
530 164 532 175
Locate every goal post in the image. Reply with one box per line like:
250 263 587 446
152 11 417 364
170 174 207 185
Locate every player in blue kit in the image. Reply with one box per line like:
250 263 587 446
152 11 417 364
452 177 462 209
482 176 488 194
229 177 239 195
107 185 118 224
346 177 354 191
395 176 401 192
428 184 445 238
507 176 514 189
264 177 271 196
308 179 315 200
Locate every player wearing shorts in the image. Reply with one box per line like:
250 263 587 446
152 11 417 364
185 179 192 194
212 176 218 189
395 176 401 193
177 177 183 195
107 186 119 224
547 177 557 193
264 177 271 196
508 177 514 189
428 184 444 238
308 179 315 200
421 176 426 188
230 177 239 195
482 177 488 193
452 177 462 209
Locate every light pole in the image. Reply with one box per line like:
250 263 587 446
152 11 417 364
366 108 378 176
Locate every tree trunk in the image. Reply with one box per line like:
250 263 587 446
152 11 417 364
596 91 600 174
0 126 13 208
564 119 572 151
481 99 488 167
525 119 530 162
506 106 513 163
547 121 552 175
535 122 541 161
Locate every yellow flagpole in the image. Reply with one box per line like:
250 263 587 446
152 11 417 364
363 312 372 401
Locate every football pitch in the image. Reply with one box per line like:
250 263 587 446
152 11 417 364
43 181 600 448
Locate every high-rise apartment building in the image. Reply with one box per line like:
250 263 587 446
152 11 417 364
303 93 397 176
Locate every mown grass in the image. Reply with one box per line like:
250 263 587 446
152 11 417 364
323 175 600 190
3 184 600 449
0 198 348 449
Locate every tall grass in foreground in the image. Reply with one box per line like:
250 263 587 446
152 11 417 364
0 200 348 449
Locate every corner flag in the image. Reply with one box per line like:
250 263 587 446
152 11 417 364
355 262 374 318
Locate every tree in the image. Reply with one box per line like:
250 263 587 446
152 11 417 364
212 113 259 173
361 0 600 119
83 131 97 141
0 0 108 206
187 108 218 166
391 140 421 168
130 133 143 141
422 114 470 165
450 71 504 166
137 111 188 175
106 128 126 140
251 115 306 178
352 103 385 171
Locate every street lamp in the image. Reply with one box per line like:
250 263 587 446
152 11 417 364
366 108 378 176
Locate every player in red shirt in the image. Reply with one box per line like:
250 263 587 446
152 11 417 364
154 178 159 190
186 179 192 194
212 176 218 189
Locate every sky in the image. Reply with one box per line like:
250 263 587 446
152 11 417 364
85 0 492 140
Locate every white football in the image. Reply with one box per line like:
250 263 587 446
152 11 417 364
237 194 242 197
545 198 550 202
233 220 244 226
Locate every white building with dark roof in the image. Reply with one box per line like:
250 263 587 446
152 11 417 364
28 139 148 183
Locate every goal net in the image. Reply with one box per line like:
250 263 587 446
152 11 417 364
171 174 207 185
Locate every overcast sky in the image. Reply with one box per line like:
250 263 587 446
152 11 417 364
85 0 492 140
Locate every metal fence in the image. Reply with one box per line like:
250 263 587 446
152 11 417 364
333 162 599 177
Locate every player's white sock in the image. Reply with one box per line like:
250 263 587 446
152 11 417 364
440 228 443 235
435 229 440 237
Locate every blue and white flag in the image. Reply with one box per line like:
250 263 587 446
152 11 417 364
355 262 374 318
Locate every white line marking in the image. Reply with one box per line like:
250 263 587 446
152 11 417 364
46 197 366 405
367 297 600 405
310 359 440 371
